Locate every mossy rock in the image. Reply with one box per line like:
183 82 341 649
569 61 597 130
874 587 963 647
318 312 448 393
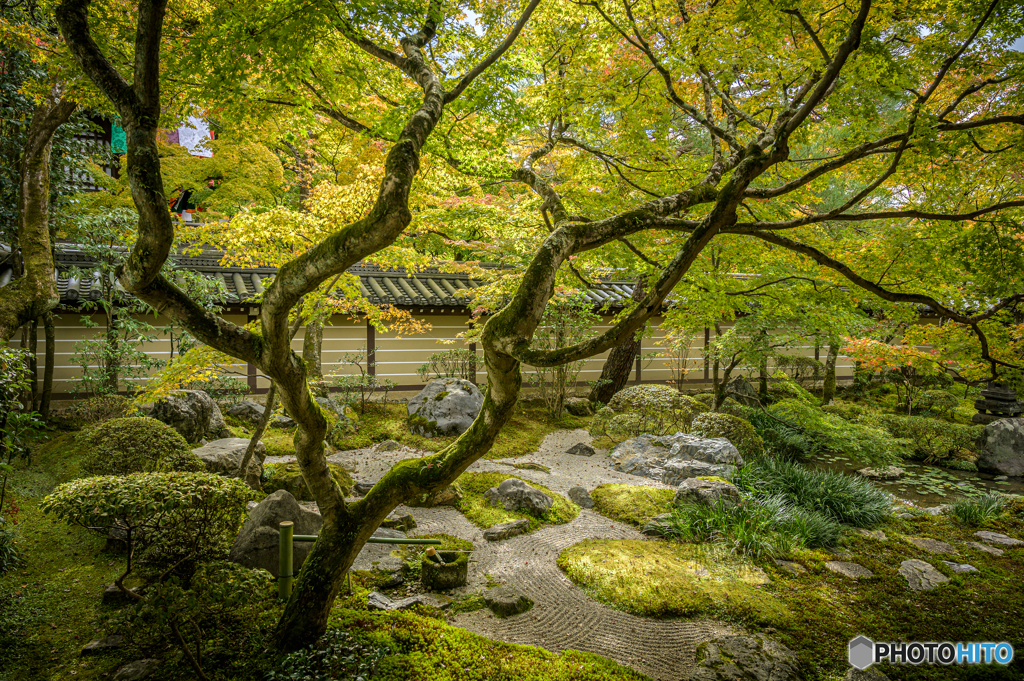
406 483 464 508
262 462 353 501
421 551 470 590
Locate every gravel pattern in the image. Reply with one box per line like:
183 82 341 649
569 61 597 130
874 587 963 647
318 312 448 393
268 429 737 679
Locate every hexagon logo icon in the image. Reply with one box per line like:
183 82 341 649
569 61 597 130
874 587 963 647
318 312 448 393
849 636 875 670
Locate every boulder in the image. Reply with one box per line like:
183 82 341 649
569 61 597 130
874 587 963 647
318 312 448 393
664 459 737 482
610 433 744 486
381 512 417 532
375 439 401 451
975 418 1024 476
726 376 760 408
225 399 266 423
673 477 741 508
898 559 949 591
262 462 352 500
568 486 594 509
484 478 553 515
483 519 530 541
690 634 802 681
354 479 377 496
113 659 160 681
102 583 138 605
484 586 534 618
567 442 597 457
229 490 323 577
407 484 463 508
270 414 296 428
368 592 442 611
150 390 229 444
407 378 483 437
192 438 266 490
565 397 594 417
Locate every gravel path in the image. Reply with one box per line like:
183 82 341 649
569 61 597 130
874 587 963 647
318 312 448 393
268 429 737 680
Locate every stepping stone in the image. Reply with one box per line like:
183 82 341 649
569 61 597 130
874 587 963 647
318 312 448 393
907 537 957 554
974 531 1023 547
568 486 594 509
856 529 887 542
966 541 1004 556
102 584 138 605
898 559 949 591
941 561 979 574
483 519 530 541
367 592 444 611
825 561 874 580
773 559 806 576
113 659 160 681
81 635 123 655
857 466 904 480
484 586 534 618
567 443 596 457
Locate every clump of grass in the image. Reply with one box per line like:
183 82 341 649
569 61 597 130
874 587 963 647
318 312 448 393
734 457 891 527
653 495 841 559
455 472 578 531
557 539 789 625
590 484 674 527
946 493 1005 525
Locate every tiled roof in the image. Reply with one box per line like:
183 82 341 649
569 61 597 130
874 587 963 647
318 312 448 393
25 248 639 308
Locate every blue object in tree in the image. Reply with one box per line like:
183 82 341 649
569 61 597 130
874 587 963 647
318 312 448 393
111 123 127 153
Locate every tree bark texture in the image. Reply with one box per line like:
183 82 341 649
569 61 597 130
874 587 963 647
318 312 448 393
821 341 840 405
588 276 646 404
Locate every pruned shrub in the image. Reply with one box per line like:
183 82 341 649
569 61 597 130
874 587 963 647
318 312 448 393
80 416 201 476
49 394 130 430
691 412 764 459
768 370 817 404
42 472 253 578
821 401 868 421
877 414 981 463
593 385 707 440
915 389 960 418
733 457 891 527
769 399 906 465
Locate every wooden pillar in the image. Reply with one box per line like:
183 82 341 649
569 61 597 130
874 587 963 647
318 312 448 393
703 327 710 381
634 335 642 384
469 342 478 384
366 319 376 376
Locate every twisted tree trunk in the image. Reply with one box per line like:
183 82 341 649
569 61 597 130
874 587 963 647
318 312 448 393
821 341 840 405
588 276 646 404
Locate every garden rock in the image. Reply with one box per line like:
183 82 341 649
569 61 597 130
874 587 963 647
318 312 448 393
726 376 760 408
371 556 406 588
825 561 874 580
974 530 1023 547
407 378 483 437
229 490 323 577
192 438 266 490
102 583 138 605
565 397 594 417
150 390 229 443
921 505 947 516
372 527 406 539
642 513 673 537
567 442 596 457
856 466 904 480
484 478 553 515
225 400 265 423
406 484 463 508
483 519 530 541
381 512 417 532
568 486 594 509
907 536 957 554
611 432 743 486
375 439 401 451
975 418 1024 476
484 586 534 618
81 635 123 655
673 477 740 508
941 561 978 574
856 529 887 542
367 592 439 611
113 659 160 681
773 559 806 576
690 634 802 681
354 479 377 496
966 541 1004 556
898 559 949 591
270 413 296 428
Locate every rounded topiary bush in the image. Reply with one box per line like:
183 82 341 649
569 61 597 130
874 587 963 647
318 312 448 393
690 412 764 459
81 416 201 476
598 386 708 438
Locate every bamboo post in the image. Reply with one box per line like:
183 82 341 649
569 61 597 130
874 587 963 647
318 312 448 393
278 521 294 600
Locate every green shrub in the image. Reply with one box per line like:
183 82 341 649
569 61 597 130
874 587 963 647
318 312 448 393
876 414 981 463
42 472 254 577
717 400 756 420
767 370 817 404
769 399 906 466
747 409 817 459
916 389 960 418
0 520 19 576
266 628 391 681
80 416 200 476
592 386 707 440
821 401 868 420
653 495 841 558
733 457 891 527
946 493 1005 525
691 412 764 459
49 394 130 429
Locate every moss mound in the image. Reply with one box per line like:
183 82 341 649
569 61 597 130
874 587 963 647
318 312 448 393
456 472 578 531
558 538 789 624
690 412 764 459
80 416 201 476
262 462 353 500
590 484 674 527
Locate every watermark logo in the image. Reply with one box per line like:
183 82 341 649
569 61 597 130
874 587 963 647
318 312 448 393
849 636 1014 669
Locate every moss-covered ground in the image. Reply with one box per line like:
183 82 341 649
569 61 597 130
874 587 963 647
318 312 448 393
455 472 579 532
590 484 674 528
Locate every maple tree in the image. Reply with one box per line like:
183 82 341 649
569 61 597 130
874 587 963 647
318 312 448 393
55 0 1023 652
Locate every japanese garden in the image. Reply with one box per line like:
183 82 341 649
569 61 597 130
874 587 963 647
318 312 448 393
0 0 1022 679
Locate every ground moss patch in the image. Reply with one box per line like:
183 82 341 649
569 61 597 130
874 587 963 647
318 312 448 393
456 472 578 531
590 484 674 528
558 538 789 625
